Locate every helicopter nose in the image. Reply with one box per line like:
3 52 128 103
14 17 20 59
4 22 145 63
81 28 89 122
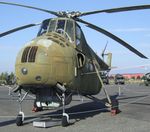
15 44 52 85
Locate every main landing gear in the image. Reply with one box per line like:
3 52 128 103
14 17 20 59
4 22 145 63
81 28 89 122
92 60 120 115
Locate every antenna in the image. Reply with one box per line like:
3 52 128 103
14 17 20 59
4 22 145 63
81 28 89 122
102 41 108 60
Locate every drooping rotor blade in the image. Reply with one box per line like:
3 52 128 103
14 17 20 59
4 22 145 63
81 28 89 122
0 23 41 37
77 18 148 59
0 1 61 17
80 5 150 17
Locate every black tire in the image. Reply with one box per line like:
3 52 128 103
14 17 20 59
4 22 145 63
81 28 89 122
16 114 23 126
106 82 109 85
111 99 120 114
145 83 149 86
62 116 68 127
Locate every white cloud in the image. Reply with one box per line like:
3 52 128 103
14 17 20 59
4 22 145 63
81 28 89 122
113 28 150 33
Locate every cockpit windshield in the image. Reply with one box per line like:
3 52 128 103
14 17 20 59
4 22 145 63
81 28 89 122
37 18 75 42
37 19 50 36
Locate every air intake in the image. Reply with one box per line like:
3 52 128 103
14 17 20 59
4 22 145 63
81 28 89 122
21 46 38 63
28 46 38 62
21 46 31 63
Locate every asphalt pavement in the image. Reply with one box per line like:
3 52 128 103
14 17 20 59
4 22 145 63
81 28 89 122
0 83 150 132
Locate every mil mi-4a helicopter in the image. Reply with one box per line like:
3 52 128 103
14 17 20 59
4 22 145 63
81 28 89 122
0 2 150 127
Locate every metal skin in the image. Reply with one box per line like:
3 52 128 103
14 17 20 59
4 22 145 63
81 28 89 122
15 33 75 87
15 18 108 101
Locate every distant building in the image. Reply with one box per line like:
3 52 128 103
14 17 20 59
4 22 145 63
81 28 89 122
123 73 144 79
110 73 144 79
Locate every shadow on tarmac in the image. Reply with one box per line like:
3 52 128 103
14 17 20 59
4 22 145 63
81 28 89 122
0 94 122 127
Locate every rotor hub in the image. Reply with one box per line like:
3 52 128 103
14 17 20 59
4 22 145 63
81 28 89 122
58 11 81 18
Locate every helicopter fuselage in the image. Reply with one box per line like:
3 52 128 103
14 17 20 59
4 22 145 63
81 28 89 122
15 18 107 106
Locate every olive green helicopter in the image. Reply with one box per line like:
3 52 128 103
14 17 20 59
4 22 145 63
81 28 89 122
0 2 150 127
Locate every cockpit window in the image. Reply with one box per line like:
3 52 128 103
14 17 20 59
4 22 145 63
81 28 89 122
76 25 81 45
56 19 75 42
66 20 74 41
49 19 56 32
38 19 75 42
37 19 50 36
56 20 65 30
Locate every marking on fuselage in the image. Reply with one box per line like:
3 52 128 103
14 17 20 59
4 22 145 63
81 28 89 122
37 39 53 48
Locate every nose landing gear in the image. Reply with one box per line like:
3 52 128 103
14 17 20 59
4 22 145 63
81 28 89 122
56 83 70 127
15 89 29 126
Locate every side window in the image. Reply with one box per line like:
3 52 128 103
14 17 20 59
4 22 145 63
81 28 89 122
76 26 81 45
77 53 85 68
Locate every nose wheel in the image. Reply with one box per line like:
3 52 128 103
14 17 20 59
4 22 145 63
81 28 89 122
62 113 69 127
16 112 24 126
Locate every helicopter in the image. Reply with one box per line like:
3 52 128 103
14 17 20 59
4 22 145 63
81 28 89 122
0 1 150 127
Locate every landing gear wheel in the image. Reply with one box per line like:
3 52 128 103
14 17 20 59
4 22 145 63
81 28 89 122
111 99 120 115
62 116 69 127
16 114 23 126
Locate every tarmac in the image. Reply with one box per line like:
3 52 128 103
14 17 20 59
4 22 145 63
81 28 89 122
0 83 150 132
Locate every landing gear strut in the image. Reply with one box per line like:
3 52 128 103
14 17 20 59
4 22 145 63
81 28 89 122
56 83 69 127
93 60 120 115
16 89 29 126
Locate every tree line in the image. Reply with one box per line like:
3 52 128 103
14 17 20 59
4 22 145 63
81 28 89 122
0 72 15 85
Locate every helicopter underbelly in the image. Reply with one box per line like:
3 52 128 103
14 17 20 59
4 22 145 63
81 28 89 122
79 74 102 95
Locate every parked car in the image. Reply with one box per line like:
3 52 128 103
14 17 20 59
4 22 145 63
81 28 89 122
142 72 150 86
115 74 125 85
101 72 109 85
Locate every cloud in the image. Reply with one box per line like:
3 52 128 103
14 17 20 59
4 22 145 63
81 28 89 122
113 28 150 33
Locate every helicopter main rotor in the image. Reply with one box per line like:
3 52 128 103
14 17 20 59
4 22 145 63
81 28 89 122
0 1 150 59
1 2 150 18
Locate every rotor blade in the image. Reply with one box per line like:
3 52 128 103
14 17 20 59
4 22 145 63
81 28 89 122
0 23 41 37
76 18 148 59
0 1 61 17
80 5 150 17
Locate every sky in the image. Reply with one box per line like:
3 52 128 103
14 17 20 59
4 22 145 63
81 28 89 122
0 0 150 74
